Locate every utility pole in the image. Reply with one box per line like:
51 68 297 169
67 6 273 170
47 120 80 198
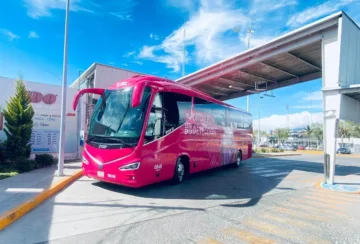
286 104 289 129
182 27 186 77
246 20 253 112
57 0 70 176
258 107 260 147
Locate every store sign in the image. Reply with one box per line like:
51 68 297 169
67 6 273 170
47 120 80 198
27 91 57 105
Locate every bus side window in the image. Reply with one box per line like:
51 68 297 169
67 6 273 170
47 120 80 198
162 92 192 133
144 93 163 143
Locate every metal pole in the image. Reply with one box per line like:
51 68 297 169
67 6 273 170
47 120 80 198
57 0 70 176
257 107 260 147
246 21 252 112
182 27 186 77
246 96 250 113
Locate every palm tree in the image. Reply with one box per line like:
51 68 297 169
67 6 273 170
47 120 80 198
304 125 312 148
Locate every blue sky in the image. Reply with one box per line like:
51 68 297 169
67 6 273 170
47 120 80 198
0 0 359 130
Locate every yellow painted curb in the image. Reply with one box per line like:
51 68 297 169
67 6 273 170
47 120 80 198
314 181 360 195
0 169 83 231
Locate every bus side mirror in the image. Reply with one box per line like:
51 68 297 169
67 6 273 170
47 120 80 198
72 88 105 110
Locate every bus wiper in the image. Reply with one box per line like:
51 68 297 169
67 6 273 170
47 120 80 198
99 136 136 146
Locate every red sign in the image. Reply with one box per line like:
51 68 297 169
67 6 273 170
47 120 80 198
66 113 76 117
27 91 57 105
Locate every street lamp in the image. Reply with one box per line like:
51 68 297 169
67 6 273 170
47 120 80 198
57 0 70 176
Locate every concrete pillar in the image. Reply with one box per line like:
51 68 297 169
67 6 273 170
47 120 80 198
321 25 341 185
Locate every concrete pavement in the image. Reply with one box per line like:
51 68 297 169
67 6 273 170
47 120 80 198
0 162 82 227
0 155 359 243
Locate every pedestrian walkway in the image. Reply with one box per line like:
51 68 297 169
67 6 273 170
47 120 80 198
197 187 360 243
0 162 81 219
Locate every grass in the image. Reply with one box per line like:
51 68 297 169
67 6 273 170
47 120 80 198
0 171 18 180
0 165 19 180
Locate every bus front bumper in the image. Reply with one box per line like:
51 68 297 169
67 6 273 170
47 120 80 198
82 163 145 188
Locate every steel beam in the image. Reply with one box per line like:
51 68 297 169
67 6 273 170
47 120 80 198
239 70 276 83
286 52 321 70
260 62 299 78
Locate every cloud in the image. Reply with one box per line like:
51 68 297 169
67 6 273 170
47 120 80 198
24 0 88 18
303 91 323 101
253 111 323 131
139 0 249 72
292 104 323 109
250 0 297 15
123 51 136 58
239 34 275 48
24 0 135 20
28 31 39 39
287 0 354 27
110 12 132 21
0 29 20 41
150 33 161 41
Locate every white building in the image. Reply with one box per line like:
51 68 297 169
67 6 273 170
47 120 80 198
69 63 146 140
0 76 80 160
337 137 360 153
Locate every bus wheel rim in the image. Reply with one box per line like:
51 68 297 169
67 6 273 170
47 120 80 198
237 155 241 165
178 162 184 181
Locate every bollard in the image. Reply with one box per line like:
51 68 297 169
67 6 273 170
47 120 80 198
324 153 330 183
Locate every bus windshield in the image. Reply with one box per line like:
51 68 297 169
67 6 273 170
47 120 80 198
88 86 151 147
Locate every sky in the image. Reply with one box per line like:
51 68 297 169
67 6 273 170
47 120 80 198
0 0 359 130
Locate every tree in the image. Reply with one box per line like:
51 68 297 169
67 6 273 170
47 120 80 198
274 128 290 143
311 123 323 141
338 121 352 144
2 78 34 161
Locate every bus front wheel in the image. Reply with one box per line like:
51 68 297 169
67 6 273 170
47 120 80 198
172 157 185 184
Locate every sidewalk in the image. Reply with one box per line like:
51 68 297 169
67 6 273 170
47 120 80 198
0 161 82 219
297 150 360 158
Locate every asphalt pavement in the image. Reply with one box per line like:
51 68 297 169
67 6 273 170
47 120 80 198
0 155 359 244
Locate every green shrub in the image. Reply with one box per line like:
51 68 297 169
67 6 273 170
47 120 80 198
15 158 37 173
2 78 34 161
35 154 55 168
271 148 279 153
260 148 267 153
279 148 284 152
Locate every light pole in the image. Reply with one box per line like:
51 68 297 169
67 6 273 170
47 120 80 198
57 0 70 176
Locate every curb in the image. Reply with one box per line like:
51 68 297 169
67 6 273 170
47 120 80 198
253 153 301 158
314 181 360 194
0 169 83 231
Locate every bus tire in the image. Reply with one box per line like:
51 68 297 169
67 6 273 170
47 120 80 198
233 151 242 168
172 157 185 184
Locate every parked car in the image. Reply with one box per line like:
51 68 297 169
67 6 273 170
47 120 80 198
281 145 296 151
336 147 351 154
298 146 305 150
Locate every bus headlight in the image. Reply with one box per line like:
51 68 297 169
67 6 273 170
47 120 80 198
119 162 140 171
82 156 89 165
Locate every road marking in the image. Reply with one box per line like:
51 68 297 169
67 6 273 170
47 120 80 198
277 202 349 218
260 212 318 230
307 190 360 202
273 206 328 221
197 237 223 244
223 227 275 244
289 198 346 211
243 219 330 244
5 188 44 193
261 172 290 177
251 169 277 174
302 195 353 206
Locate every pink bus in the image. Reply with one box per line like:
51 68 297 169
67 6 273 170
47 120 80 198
72 75 253 188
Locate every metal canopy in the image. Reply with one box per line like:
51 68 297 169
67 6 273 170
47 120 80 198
176 12 343 101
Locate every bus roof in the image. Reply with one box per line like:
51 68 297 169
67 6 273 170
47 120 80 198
109 75 251 115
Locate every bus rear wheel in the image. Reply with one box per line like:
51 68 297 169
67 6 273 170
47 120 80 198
233 151 242 168
172 157 185 184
